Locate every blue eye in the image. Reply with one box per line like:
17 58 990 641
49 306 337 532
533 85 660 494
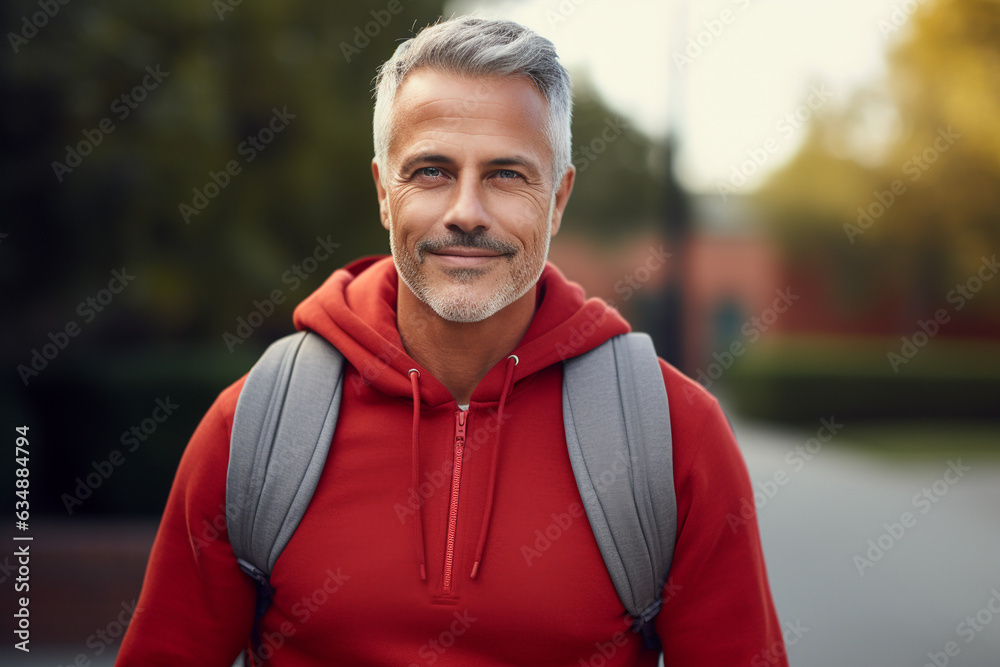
497 169 520 179
417 167 442 178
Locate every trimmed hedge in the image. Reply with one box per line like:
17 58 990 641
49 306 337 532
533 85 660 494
721 336 1000 424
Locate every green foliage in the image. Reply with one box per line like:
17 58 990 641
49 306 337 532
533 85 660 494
3 0 449 349
561 75 666 238
724 337 1000 423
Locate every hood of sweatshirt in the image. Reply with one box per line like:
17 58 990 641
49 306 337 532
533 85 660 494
291 254 631 582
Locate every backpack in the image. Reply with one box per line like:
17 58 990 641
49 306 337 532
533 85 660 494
226 330 676 663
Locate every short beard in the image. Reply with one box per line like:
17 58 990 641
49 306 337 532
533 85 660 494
388 206 553 323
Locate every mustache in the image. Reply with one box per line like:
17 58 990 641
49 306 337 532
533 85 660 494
416 231 518 257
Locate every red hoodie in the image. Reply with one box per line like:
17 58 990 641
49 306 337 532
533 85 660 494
117 255 787 666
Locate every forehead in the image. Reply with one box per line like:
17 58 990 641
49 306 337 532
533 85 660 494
389 68 551 164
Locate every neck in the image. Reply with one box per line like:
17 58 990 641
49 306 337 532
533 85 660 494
397 282 536 406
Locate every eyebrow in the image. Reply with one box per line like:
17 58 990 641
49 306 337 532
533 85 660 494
398 152 541 176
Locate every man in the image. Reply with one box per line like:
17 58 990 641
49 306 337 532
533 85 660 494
117 16 787 666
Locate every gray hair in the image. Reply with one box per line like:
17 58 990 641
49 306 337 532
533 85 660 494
372 16 573 182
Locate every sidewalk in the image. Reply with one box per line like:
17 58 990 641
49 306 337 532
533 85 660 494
733 418 1000 666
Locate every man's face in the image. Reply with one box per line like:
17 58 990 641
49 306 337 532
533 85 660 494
372 68 575 323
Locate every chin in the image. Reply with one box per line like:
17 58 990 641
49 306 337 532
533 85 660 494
424 285 513 323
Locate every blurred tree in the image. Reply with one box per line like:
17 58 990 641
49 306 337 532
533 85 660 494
559 74 664 239
2 0 448 353
891 0 1000 176
756 0 1000 322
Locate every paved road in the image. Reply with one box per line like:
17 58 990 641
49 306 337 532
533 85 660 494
735 418 1000 667
3 420 998 666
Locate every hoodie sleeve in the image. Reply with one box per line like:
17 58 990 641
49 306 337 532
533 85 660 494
652 364 788 666
116 381 256 666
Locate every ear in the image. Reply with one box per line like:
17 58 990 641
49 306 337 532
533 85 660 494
548 164 576 237
372 159 390 231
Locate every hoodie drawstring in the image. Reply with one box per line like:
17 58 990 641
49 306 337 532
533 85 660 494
470 353 518 579
408 368 427 581
409 354 518 585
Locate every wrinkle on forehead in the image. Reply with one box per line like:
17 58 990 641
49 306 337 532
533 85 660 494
388 69 552 169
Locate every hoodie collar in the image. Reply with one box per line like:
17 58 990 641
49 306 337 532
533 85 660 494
292 255 631 407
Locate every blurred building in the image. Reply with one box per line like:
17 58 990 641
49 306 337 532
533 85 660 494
550 195 1000 384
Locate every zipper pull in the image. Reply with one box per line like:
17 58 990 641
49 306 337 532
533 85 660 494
455 409 467 447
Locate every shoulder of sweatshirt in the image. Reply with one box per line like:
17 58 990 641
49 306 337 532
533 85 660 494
655 356 747 513
650 359 786 664
169 374 247 494
656 356 733 457
213 374 246 434
198 375 245 445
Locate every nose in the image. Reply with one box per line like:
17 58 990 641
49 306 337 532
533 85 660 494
441 174 491 234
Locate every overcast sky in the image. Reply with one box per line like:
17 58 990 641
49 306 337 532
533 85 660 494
447 0 912 194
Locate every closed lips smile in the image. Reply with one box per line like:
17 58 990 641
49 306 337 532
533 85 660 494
428 248 506 266
430 248 503 257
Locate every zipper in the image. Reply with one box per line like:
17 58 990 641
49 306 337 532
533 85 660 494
442 409 468 594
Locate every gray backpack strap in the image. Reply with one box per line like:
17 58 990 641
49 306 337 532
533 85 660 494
226 330 345 633
562 332 676 650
